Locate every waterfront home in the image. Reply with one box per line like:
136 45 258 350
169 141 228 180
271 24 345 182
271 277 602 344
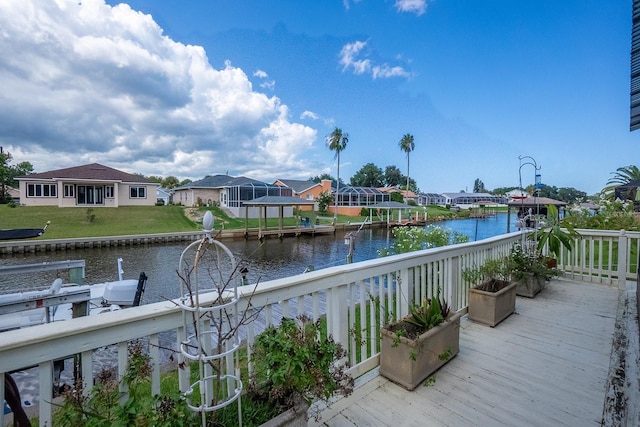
441 191 508 209
15 163 158 208
173 174 294 218
417 192 446 206
273 178 323 211
378 186 418 204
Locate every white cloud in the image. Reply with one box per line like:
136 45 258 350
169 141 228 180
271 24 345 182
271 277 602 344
253 69 268 79
339 40 410 79
300 111 319 120
395 0 428 16
342 0 363 11
253 69 275 91
0 0 317 182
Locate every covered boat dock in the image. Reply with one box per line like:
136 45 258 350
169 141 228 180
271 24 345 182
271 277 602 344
242 196 334 239
506 196 567 232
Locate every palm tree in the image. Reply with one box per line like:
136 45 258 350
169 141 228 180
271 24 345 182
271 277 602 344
602 165 640 200
326 127 349 222
399 133 415 199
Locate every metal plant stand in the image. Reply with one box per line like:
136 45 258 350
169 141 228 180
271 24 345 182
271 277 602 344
177 211 243 426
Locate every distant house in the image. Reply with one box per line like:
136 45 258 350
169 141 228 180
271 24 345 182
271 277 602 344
328 180 390 216
378 187 418 204
16 163 158 207
505 188 530 201
441 192 507 209
5 186 20 203
156 187 173 205
273 179 324 211
173 174 293 218
418 193 446 206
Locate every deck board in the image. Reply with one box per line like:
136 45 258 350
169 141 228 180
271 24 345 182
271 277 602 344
312 277 619 427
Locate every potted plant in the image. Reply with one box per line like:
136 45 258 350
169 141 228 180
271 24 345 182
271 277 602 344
464 256 517 327
379 290 462 391
531 204 580 268
249 315 354 426
511 241 557 298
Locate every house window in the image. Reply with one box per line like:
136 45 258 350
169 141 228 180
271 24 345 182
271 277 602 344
130 186 146 198
64 184 75 197
27 183 57 198
105 186 114 198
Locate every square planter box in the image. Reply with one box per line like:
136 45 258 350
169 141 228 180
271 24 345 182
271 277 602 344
259 397 309 427
515 272 546 298
380 310 462 391
468 281 517 327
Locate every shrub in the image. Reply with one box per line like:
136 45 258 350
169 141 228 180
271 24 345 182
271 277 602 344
249 315 354 420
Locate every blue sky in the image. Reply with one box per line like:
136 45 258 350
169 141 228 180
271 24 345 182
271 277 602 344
0 0 636 195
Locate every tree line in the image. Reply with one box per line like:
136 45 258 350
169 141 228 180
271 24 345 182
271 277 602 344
1 144 634 206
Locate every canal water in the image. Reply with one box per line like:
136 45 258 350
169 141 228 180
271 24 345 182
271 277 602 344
1 212 519 410
0 213 517 303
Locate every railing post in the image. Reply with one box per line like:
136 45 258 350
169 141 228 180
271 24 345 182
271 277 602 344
618 229 628 289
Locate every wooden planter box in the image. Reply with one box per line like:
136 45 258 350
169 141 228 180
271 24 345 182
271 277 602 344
259 396 309 427
379 310 462 390
515 272 546 298
468 281 517 327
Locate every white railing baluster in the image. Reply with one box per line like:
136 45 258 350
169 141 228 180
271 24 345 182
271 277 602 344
81 350 93 396
118 341 128 403
177 325 189 393
149 333 160 396
38 360 53 426
618 230 628 289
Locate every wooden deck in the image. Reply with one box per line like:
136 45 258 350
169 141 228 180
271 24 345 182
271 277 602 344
312 278 633 426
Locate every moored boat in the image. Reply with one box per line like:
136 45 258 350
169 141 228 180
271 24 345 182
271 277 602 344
0 258 147 332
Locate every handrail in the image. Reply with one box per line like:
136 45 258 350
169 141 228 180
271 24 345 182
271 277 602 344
0 228 635 426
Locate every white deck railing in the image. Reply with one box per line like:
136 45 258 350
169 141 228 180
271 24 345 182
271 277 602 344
0 228 636 426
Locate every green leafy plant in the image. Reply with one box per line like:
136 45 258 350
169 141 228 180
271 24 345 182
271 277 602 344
378 225 469 256
248 315 354 420
510 242 557 281
317 191 333 214
388 288 451 342
53 341 195 427
532 204 580 259
405 296 444 332
463 257 513 293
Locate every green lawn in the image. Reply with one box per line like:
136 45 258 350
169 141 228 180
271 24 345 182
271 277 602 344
0 205 197 239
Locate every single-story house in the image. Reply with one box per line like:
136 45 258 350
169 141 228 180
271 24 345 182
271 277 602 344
441 192 508 209
378 187 418 204
173 174 293 218
273 179 324 211
417 193 446 206
329 180 390 216
16 163 158 207
156 187 173 205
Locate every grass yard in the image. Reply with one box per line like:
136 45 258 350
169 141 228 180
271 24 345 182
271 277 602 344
0 205 197 239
